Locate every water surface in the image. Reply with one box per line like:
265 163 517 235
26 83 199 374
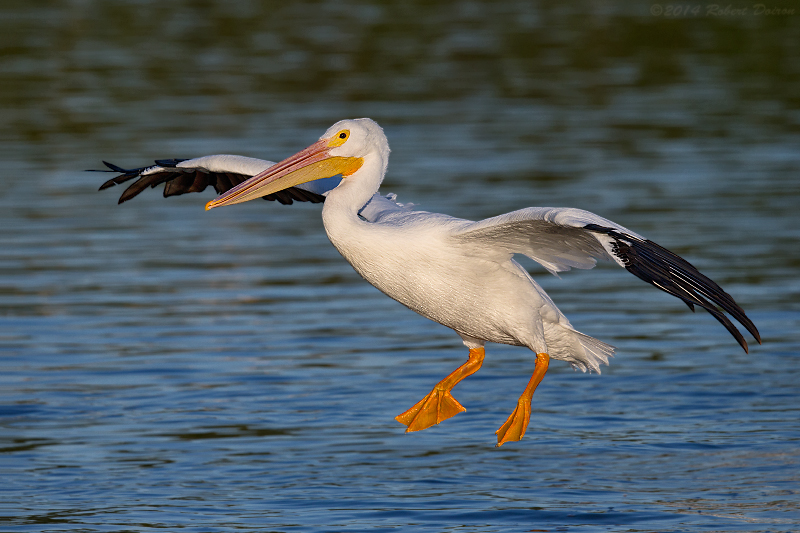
2 2 799 531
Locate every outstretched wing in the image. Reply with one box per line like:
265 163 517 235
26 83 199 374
452 207 761 353
95 155 332 205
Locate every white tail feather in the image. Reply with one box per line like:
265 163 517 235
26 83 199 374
572 331 615 373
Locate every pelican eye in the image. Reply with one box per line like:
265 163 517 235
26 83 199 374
327 129 350 147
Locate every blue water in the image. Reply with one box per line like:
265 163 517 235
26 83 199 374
2 3 800 531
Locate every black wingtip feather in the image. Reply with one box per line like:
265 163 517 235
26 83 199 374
99 178 118 190
95 160 327 206
584 223 760 353
102 161 129 173
154 158 189 167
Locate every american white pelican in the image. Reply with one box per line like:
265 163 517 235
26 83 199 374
98 118 761 446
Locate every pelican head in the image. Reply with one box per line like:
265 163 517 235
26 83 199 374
206 118 388 210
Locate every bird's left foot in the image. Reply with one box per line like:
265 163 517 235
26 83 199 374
495 398 531 446
395 388 466 432
495 352 550 447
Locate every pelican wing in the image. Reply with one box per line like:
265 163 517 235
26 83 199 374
95 155 332 205
358 192 417 222
452 207 761 352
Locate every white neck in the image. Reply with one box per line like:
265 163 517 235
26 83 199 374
323 150 385 217
321 151 387 255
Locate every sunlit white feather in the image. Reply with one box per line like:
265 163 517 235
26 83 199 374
318 119 625 373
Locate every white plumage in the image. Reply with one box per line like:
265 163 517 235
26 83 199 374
98 118 760 446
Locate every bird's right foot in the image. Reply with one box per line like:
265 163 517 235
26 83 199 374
395 388 466 432
395 346 485 433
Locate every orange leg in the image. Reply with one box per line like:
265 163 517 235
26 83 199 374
495 352 550 447
395 347 486 432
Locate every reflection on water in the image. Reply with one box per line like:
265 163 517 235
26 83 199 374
2 2 799 531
